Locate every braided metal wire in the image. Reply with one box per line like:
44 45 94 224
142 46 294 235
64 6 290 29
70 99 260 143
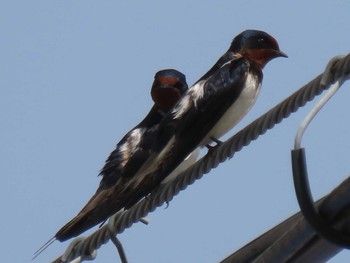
53 54 350 263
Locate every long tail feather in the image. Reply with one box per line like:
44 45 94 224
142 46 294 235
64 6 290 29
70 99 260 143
55 188 123 242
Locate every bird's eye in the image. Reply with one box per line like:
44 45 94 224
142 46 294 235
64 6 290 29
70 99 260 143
257 37 266 44
256 37 271 48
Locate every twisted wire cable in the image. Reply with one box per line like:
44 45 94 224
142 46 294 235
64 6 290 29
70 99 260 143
53 53 350 263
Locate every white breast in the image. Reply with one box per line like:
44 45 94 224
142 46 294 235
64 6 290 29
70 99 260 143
201 73 261 146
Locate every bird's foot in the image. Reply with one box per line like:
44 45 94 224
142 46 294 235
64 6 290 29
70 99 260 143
165 201 170 209
205 137 223 154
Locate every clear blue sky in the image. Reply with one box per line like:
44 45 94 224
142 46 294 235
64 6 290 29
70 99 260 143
1 1 350 262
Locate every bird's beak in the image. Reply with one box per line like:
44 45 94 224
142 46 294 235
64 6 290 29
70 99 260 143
274 49 288 58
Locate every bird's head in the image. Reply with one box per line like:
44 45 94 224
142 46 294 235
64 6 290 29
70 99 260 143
229 30 287 69
151 69 188 112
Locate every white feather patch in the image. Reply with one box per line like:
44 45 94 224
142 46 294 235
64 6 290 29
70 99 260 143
172 80 206 119
119 128 144 167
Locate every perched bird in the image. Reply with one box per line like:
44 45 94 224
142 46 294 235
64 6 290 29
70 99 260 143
55 29 286 242
55 69 191 241
115 30 287 208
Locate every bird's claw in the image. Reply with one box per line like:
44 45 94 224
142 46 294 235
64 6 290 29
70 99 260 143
205 137 223 154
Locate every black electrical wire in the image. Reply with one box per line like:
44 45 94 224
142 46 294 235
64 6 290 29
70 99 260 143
292 149 350 248
291 67 350 248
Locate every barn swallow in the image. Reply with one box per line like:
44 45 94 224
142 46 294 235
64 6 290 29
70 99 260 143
55 69 189 241
116 30 287 208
